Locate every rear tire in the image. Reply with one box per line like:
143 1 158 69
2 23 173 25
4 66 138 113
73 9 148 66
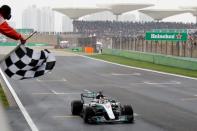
83 107 95 124
122 105 134 123
71 100 83 115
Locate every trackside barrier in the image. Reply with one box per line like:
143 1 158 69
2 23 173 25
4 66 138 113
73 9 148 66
0 42 49 46
71 47 83 52
0 68 39 131
103 49 197 70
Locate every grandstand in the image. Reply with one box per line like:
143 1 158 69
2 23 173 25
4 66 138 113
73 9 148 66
53 3 197 37
72 21 197 37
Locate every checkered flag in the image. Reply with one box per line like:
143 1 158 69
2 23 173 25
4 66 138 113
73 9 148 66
0 44 56 80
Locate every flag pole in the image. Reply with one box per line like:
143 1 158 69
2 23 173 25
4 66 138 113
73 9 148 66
25 31 37 41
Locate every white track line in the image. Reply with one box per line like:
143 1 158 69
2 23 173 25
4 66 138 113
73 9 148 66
32 93 54 95
181 95 197 101
111 73 141 76
32 93 80 95
144 81 181 85
32 90 80 95
52 92 80 95
0 68 39 131
36 78 67 82
50 90 80 95
78 55 197 81
181 98 197 101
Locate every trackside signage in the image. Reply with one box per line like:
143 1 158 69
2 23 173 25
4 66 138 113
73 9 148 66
146 32 188 41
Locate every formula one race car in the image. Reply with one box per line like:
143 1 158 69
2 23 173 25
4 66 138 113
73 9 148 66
71 91 134 124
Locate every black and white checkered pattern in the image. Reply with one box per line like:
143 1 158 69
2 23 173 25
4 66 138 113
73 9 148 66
0 44 56 80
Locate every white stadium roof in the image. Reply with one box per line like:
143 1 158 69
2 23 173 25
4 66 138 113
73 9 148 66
53 3 154 20
180 6 197 16
107 3 154 15
53 7 107 19
139 9 190 21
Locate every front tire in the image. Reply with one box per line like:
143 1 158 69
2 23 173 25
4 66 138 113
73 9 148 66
71 100 83 115
122 105 134 123
83 107 95 124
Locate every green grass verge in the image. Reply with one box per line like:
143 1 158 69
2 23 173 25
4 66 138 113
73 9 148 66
0 84 9 108
90 54 197 78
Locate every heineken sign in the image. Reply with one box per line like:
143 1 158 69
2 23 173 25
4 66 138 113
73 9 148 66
146 32 188 41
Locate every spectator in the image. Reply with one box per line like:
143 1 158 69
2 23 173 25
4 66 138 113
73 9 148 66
73 20 197 37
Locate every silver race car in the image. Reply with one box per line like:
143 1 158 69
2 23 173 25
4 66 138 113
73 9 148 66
71 91 134 124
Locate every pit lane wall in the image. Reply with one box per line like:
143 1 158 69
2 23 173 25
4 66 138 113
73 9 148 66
103 49 197 70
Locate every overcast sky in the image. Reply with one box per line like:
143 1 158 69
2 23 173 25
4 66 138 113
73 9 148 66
2 0 197 31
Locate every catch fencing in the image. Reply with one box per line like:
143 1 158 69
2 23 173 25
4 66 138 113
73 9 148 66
111 37 197 58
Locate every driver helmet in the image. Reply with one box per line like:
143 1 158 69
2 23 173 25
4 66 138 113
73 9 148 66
96 91 104 99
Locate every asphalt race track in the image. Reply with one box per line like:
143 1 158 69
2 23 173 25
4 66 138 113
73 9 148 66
6 54 197 131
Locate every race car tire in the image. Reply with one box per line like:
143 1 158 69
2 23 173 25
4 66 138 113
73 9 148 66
71 100 83 115
83 107 95 124
122 105 134 123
